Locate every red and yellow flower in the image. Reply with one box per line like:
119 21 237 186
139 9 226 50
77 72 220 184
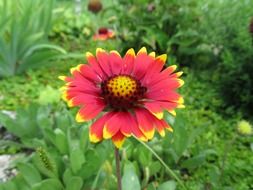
93 28 115 41
59 47 184 148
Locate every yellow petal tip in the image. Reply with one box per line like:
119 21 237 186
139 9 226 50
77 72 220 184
143 129 155 140
96 48 105 54
149 52 156 58
113 139 125 149
177 104 186 109
159 130 166 137
76 112 85 123
86 51 93 58
103 125 112 139
89 133 101 143
178 79 185 87
177 97 184 104
168 110 176 116
110 50 120 56
137 47 147 55
126 48 135 56
152 112 164 120
176 71 183 77
157 54 167 63
58 76 66 81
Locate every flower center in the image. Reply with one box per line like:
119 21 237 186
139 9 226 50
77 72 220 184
101 75 146 110
98 28 108 34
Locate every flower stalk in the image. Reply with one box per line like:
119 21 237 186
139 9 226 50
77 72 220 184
114 147 122 190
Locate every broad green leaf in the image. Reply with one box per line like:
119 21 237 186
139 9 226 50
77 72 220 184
17 163 42 187
54 128 68 154
158 180 177 190
70 147 85 173
122 162 141 190
66 177 83 190
32 179 63 190
77 149 101 179
63 168 73 186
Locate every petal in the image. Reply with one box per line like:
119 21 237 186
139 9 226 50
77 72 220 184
86 52 106 79
109 50 123 75
132 48 154 80
134 108 155 140
141 54 167 85
76 64 102 82
145 65 178 86
122 48 135 74
146 90 182 102
68 94 103 107
153 118 173 136
103 112 125 139
128 114 148 141
96 48 112 76
143 102 164 119
76 102 105 122
147 78 184 92
112 131 125 148
89 112 114 143
119 112 133 137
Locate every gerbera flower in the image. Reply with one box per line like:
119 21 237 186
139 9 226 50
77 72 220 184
93 28 115 41
59 47 184 148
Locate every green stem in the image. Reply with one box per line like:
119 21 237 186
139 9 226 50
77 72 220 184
135 137 187 190
114 147 122 190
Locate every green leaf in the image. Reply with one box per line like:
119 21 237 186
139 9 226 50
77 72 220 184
77 149 101 179
136 144 152 167
54 128 68 154
70 147 85 173
149 161 162 176
158 180 177 190
63 168 73 186
32 179 63 190
122 162 141 190
17 163 42 187
66 177 83 190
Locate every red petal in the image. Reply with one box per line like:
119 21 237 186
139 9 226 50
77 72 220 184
119 112 133 137
144 65 178 86
69 94 103 107
76 102 105 122
79 64 102 82
146 90 181 102
128 115 148 141
89 112 114 143
86 52 107 80
132 52 154 80
109 51 123 75
122 48 135 74
147 78 182 92
141 54 167 85
103 112 125 139
96 48 112 76
134 108 155 140
112 131 125 148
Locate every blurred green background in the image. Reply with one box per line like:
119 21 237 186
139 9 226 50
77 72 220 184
0 0 252 189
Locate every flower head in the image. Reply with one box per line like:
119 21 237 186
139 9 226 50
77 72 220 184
88 0 102 14
237 120 252 135
93 27 115 41
59 47 184 148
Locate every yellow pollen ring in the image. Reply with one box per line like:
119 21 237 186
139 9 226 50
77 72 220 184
107 75 137 97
